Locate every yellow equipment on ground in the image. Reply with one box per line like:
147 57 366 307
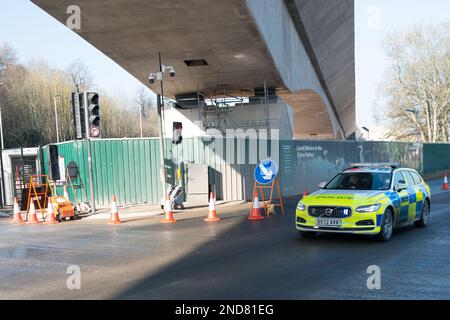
50 196 75 222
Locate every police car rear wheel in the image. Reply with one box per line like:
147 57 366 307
415 200 430 228
299 231 317 239
376 209 393 242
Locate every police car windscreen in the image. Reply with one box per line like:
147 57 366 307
325 172 392 190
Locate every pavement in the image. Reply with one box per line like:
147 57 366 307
0 199 245 221
0 179 449 299
1 178 445 221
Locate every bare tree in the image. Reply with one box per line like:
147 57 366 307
0 43 17 66
0 43 160 147
376 23 450 142
67 60 93 91
135 87 154 116
135 87 156 137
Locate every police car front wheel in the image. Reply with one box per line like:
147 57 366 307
376 208 393 242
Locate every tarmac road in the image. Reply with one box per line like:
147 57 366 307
0 186 449 300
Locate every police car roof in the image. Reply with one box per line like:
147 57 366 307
343 167 394 173
343 163 399 173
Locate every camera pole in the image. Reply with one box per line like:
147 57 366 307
158 52 167 202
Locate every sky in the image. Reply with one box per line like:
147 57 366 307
0 0 150 101
355 0 450 130
0 0 449 130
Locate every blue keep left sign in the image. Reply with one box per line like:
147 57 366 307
254 159 278 185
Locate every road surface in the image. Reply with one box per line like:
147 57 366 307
0 186 449 299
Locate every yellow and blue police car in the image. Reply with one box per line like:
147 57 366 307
296 164 431 241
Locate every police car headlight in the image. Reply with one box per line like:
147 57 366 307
297 202 306 211
356 204 381 213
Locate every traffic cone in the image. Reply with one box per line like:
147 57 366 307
45 201 58 224
27 200 39 224
303 190 309 198
248 191 265 220
63 185 70 201
11 197 23 224
109 195 122 224
441 172 449 190
204 192 221 222
161 195 176 223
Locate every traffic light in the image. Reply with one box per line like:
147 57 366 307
84 92 100 138
172 122 182 144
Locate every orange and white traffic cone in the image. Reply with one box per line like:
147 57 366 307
303 190 309 198
161 195 176 223
248 191 265 220
27 200 39 224
63 184 70 201
45 201 58 224
109 195 122 224
441 172 449 190
204 192 221 222
11 197 23 224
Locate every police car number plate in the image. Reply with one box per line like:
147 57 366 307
316 218 342 227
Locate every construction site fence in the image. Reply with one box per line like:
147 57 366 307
41 138 448 206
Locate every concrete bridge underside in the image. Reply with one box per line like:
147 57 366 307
32 0 355 139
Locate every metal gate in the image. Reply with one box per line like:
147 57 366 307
11 156 38 207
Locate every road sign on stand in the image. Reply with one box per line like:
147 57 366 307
252 159 284 216
254 159 278 185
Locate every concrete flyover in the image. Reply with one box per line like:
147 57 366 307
32 0 355 139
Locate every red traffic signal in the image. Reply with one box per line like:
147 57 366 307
172 122 182 144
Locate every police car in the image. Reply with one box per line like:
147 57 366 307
295 164 431 241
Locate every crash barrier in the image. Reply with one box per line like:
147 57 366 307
42 138 450 207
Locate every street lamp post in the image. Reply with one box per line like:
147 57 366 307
0 63 7 207
0 89 4 208
139 102 143 138
0 62 5 150
148 53 175 205
53 94 61 143
0 97 4 150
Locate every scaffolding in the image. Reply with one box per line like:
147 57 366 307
199 85 277 132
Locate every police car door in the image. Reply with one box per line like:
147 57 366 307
402 170 420 223
392 171 410 224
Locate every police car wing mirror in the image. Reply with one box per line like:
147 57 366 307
396 180 407 191
318 181 327 189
